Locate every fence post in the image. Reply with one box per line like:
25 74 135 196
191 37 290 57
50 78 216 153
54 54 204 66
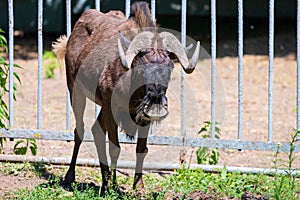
297 0 300 141
8 0 14 128
125 0 130 19
237 0 243 140
151 0 156 22
180 0 187 138
37 0 43 129
95 0 100 11
268 0 274 142
65 0 71 131
95 0 100 119
210 0 216 138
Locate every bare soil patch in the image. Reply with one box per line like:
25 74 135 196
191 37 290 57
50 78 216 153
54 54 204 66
0 173 43 195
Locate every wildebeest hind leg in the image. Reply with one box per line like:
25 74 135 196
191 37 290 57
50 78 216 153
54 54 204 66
91 109 110 195
63 86 86 188
107 113 120 190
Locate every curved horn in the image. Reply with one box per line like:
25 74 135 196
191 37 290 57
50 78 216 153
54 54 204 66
159 32 200 74
117 31 154 70
126 31 154 69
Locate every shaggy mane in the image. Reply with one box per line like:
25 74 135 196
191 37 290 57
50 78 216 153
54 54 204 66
130 2 156 28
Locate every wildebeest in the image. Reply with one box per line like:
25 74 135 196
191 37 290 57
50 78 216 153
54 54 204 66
53 1 200 194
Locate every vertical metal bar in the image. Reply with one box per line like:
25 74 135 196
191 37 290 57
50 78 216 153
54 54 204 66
95 102 100 119
95 0 100 118
297 0 300 141
181 0 187 137
66 0 71 131
95 0 100 11
237 0 243 140
8 0 14 128
125 0 131 19
210 0 216 138
268 0 274 142
151 0 156 21
149 0 156 135
37 0 43 129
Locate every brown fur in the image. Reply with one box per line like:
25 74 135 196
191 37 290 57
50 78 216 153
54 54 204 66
52 35 67 61
130 1 155 28
64 3 156 103
53 2 161 194
53 3 200 192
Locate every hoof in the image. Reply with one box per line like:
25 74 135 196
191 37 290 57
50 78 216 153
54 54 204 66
61 179 74 191
133 179 144 190
100 183 123 197
100 185 109 197
111 184 123 196
61 170 75 190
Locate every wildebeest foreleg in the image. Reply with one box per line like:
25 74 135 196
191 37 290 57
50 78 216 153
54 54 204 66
133 126 149 189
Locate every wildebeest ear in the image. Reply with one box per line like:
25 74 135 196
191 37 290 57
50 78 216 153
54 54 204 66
184 43 193 54
168 43 193 61
119 32 131 49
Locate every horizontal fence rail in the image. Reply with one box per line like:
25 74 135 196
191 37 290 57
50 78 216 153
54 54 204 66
1 154 300 177
2 0 300 173
0 129 299 153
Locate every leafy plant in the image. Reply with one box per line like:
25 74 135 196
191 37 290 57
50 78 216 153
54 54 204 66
196 121 221 165
0 29 8 51
13 138 37 156
272 130 299 200
43 50 59 79
0 28 21 153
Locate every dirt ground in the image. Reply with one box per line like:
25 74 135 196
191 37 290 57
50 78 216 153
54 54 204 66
0 29 300 196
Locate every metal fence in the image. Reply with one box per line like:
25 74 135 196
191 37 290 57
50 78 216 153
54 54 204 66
1 0 300 175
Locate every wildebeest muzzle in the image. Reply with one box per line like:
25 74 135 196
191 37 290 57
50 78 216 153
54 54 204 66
134 63 172 122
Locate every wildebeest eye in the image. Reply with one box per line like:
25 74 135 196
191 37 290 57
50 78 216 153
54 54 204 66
138 48 152 56
167 52 179 62
137 51 147 58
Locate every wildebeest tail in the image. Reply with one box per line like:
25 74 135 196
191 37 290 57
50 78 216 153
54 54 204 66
52 35 68 67
130 2 156 28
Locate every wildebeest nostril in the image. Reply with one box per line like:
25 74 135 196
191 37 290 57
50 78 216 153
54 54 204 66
154 95 160 104
161 96 168 107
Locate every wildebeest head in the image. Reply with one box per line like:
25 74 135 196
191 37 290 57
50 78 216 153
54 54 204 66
117 31 200 124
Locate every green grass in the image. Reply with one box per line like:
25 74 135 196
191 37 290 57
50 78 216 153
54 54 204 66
1 162 299 200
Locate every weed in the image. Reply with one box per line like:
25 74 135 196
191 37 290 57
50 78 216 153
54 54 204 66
196 121 221 165
272 130 300 200
0 162 39 177
13 138 38 155
0 28 22 153
43 50 59 79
